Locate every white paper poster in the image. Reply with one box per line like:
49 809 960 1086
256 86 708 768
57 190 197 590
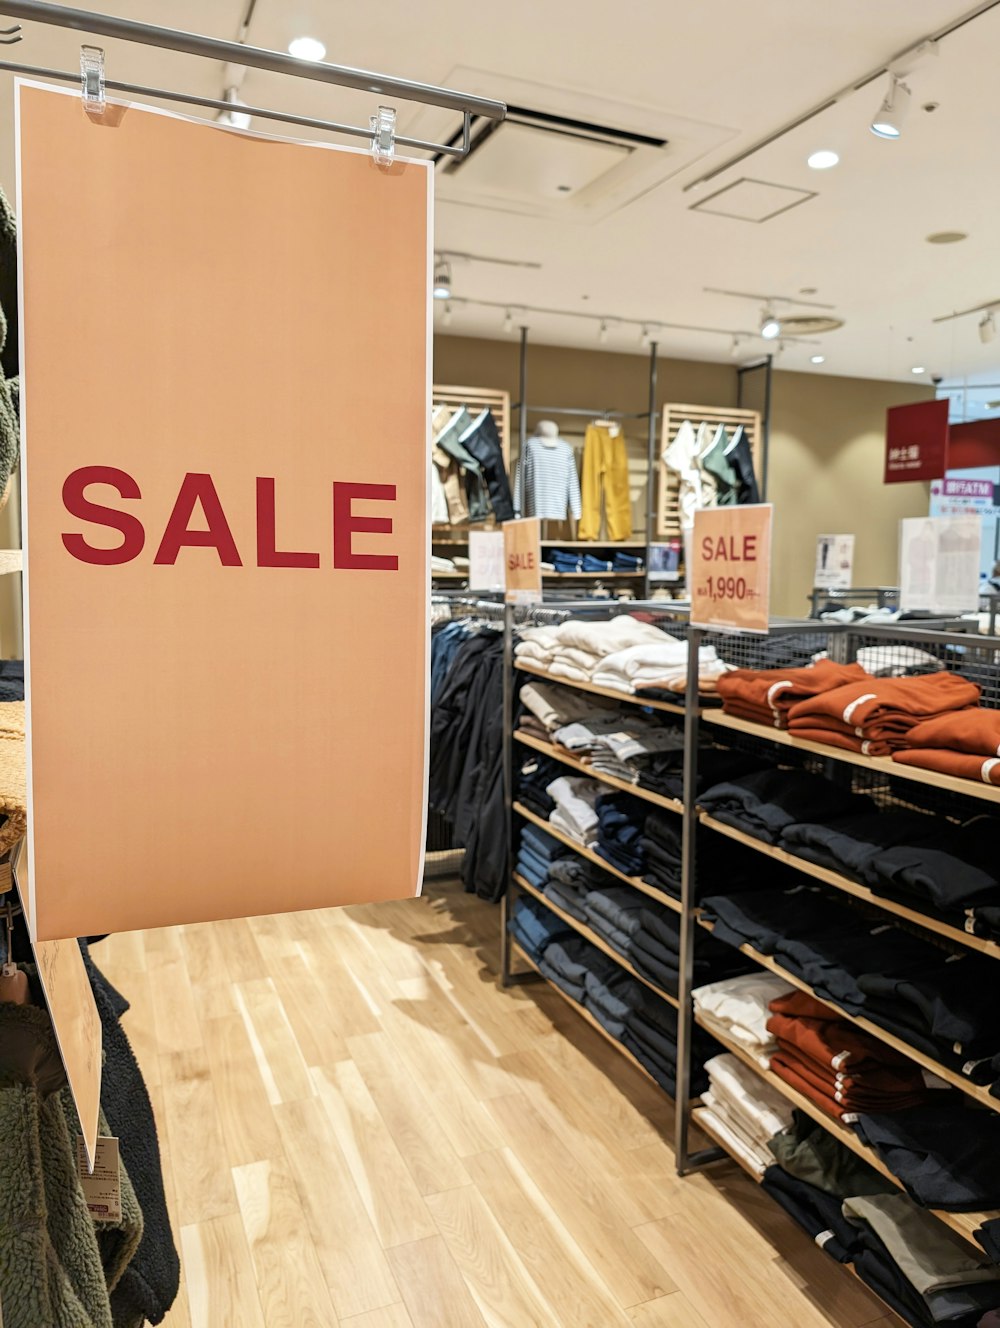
899 515 981 614
468 531 505 591
814 534 855 590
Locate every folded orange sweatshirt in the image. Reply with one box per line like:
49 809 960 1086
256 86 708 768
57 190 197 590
717 659 868 727
893 748 1000 785
787 672 980 730
903 707 1000 758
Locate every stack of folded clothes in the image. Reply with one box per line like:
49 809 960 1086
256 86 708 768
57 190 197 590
552 713 684 783
508 895 574 962
632 905 751 997
549 549 587 574
864 814 1000 933
515 753 564 818
583 961 646 1038
517 679 602 735
894 708 1000 787
641 810 683 895
538 934 598 1000
581 883 644 956
700 886 1000 1084
547 775 602 845
594 791 648 875
514 626 560 667
699 767 872 844
766 989 930 1121
787 672 980 756
612 550 644 572
544 855 620 922
546 616 669 684
853 1101 1000 1213
698 1052 793 1178
638 745 764 804
692 971 795 1066
780 804 938 881
591 638 721 695
764 1113 1000 1326
515 824 568 889
716 658 868 728
620 992 719 1097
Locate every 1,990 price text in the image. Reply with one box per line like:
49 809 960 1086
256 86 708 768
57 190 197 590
698 576 759 601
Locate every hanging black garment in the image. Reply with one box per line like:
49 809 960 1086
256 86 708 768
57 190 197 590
725 424 760 504
459 410 515 522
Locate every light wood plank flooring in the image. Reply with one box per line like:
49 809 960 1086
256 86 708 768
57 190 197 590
97 878 896 1328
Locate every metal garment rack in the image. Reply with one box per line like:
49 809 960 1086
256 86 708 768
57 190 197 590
0 0 505 158
736 355 773 500
513 327 663 599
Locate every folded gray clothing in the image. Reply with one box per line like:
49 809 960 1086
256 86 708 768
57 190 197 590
589 756 639 784
584 886 645 939
543 879 589 922
547 856 589 887
585 965 645 1024
538 959 585 1002
586 913 633 956
604 725 685 764
585 1001 627 1040
552 715 627 753
637 905 682 953
542 935 602 987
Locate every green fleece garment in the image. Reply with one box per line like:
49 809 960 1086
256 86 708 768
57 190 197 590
0 1002 113 1328
0 185 19 492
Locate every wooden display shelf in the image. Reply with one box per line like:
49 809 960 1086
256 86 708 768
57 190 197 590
699 814 1000 961
694 1016 998 1248
701 710 1000 806
512 872 679 1009
514 660 687 716
690 1105 763 1183
542 571 646 579
431 571 469 579
691 1105 910 1325
510 939 673 1095
513 731 684 816
513 802 681 912
696 917 1000 1112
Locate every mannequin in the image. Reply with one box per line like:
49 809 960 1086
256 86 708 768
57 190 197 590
535 420 561 445
514 420 582 522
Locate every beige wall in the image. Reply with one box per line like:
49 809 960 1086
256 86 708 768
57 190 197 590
435 334 934 617
742 370 934 616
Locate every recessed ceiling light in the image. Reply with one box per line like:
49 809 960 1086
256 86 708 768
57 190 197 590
810 354 825 364
926 231 968 245
911 366 926 374
807 150 839 170
288 36 326 61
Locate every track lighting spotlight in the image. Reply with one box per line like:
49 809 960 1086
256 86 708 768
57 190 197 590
730 336 743 359
871 75 911 139
432 258 451 301
980 311 997 344
639 325 650 347
599 320 609 345
503 308 514 334
443 303 452 328
760 309 781 340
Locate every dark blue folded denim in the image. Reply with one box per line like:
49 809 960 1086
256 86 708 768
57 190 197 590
516 848 551 886
853 1103 1000 1211
585 914 633 956
584 886 644 939
509 918 545 960
595 844 646 876
620 1030 682 1095
520 825 567 862
510 896 574 956
543 879 588 921
582 554 614 573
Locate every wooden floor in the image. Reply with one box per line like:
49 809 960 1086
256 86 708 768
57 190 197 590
96 878 898 1328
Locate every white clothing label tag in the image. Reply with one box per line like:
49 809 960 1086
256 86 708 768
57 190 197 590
815 1229 836 1249
77 1135 121 1222
841 1112 860 1125
966 916 977 934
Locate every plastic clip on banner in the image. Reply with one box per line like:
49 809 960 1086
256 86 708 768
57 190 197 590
690 504 773 633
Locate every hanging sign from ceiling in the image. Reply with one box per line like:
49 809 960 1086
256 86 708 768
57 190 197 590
18 83 431 939
885 400 950 483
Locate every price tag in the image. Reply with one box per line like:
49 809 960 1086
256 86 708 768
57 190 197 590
502 517 542 605
76 1135 122 1222
690 505 773 633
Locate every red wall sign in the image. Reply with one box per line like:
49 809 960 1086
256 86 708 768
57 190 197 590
884 400 949 483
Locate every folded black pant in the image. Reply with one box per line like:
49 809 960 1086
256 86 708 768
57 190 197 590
853 1103 1000 1211
699 768 873 844
868 815 1000 914
760 1165 860 1263
780 808 938 883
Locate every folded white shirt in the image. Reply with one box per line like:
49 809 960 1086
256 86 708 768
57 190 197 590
696 1103 771 1179
692 972 794 1053
705 1053 793 1142
553 616 668 657
551 645 603 673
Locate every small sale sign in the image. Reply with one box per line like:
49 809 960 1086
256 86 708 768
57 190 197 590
690 505 773 634
503 517 542 604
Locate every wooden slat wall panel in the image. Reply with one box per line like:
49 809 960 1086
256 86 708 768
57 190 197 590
656 404 762 539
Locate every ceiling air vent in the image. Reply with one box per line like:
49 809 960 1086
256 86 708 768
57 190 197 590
780 314 845 335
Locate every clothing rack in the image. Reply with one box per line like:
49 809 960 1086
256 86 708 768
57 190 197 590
0 0 505 158
656 402 764 539
494 607 1000 1319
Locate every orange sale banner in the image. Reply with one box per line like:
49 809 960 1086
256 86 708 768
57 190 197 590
690 505 773 634
17 85 431 939
503 517 542 604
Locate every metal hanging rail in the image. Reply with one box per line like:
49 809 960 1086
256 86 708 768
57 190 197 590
0 0 505 156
